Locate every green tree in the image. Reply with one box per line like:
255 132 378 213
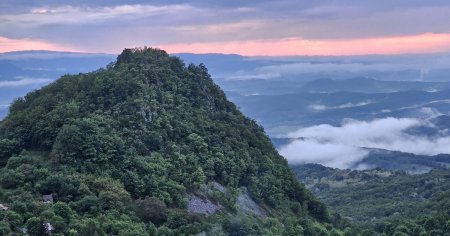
26 217 46 236
0 221 10 235
78 219 105 236
191 167 206 189
4 211 23 230
135 197 167 225
53 202 74 221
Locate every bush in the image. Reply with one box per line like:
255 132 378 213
53 202 74 220
4 211 23 230
135 197 167 225
26 217 46 236
0 221 10 235
0 169 25 189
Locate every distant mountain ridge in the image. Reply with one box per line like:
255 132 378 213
355 149 450 173
231 89 450 134
301 77 450 93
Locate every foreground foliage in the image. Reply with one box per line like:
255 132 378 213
293 163 450 235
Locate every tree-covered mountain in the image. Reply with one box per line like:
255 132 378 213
0 48 348 235
292 163 450 234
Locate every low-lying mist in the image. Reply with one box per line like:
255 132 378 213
279 117 450 169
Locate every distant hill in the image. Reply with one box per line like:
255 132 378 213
301 77 450 93
355 149 450 173
0 61 24 80
0 50 115 76
175 53 258 78
230 89 450 134
292 163 450 230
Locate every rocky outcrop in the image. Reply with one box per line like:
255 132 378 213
187 195 222 215
236 189 267 218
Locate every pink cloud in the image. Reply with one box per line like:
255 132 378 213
3 33 450 56
0 36 76 53
158 33 450 56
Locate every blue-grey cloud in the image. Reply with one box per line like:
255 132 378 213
279 117 450 169
1 1 450 53
0 78 52 88
223 54 450 80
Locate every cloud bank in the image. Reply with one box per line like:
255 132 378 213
0 78 53 88
223 53 450 80
308 101 372 111
279 117 450 168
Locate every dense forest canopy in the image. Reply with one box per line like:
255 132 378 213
293 163 450 235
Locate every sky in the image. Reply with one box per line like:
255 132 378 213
1 0 450 56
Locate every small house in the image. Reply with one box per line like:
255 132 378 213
43 222 54 234
42 194 53 204
0 204 8 211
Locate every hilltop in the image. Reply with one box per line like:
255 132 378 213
0 48 340 235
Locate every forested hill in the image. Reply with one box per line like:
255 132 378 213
0 48 340 235
292 164 450 234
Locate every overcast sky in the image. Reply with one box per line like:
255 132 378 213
1 0 450 55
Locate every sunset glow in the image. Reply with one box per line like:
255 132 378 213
159 33 450 56
0 36 74 53
2 2 450 56
2 33 450 56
